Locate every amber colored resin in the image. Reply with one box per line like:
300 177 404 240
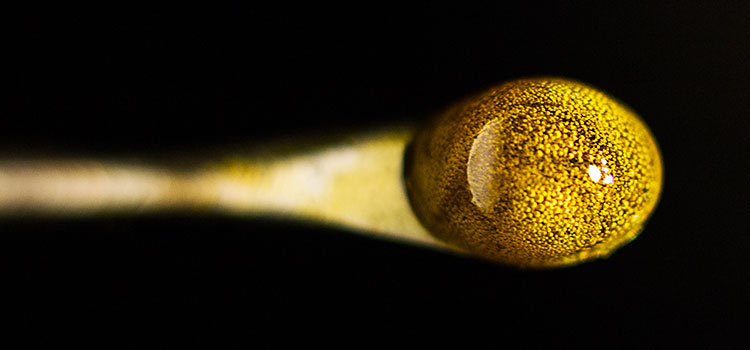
405 77 663 268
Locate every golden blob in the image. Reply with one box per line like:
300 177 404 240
405 77 662 268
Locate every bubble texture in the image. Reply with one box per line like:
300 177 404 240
405 78 662 268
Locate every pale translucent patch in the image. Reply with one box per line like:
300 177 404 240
467 119 503 210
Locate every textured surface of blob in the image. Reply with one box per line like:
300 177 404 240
405 77 663 268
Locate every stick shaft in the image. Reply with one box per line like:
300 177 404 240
0 160 203 215
0 128 451 251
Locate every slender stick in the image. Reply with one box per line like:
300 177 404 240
0 127 454 251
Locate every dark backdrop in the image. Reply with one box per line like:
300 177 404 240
6 2 749 347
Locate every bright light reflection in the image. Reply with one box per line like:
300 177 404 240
587 164 602 182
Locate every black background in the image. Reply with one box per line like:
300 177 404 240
6 2 750 347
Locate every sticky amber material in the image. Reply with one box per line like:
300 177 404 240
405 77 662 268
